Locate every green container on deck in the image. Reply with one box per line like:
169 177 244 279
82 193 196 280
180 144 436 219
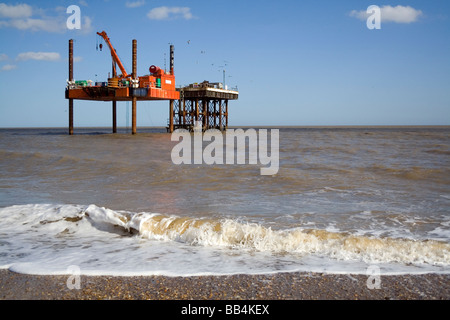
75 80 88 87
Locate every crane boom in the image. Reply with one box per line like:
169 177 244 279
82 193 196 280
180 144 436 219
97 31 129 79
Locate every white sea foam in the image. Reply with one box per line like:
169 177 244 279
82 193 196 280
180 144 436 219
0 204 449 276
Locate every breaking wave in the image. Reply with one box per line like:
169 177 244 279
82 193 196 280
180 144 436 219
83 205 450 267
1 204 449 275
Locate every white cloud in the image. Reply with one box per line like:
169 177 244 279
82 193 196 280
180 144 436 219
381 5 423 23
0 53 8 61
16 52 61 62
6 17 66 32
349 9 370 21
1 64 17 71
0 3 93 33
82 16 93 33
126 1 145 8
350 5 423 24
147 6 193 20
0 3 32 18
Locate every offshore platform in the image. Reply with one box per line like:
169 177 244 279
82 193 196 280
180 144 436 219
65 31 238 134
173 81 238 132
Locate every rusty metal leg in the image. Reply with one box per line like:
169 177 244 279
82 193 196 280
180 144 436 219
112 101 117 133
132 40 137 79
69 99 73 135
68 39 74 135
169 100 174 133
132 97 137 135
182 99 186 128
225 100 228 130
178 100 182 127
206 100 210 129
132 39 137 135
219 99 223 131
195 99 198 121
213 100 217 128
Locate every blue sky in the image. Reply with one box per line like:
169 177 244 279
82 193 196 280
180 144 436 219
0 0 449 127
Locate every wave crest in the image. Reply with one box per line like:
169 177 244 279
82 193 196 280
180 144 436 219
102 208 450 267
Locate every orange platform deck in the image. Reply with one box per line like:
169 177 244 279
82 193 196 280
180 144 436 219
66 86 180 102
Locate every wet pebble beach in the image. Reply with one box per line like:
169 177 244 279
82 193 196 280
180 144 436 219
1 270 449 300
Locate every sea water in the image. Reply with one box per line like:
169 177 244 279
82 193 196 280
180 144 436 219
0 127 449 276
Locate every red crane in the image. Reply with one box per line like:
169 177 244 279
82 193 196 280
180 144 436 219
97 31 130 79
